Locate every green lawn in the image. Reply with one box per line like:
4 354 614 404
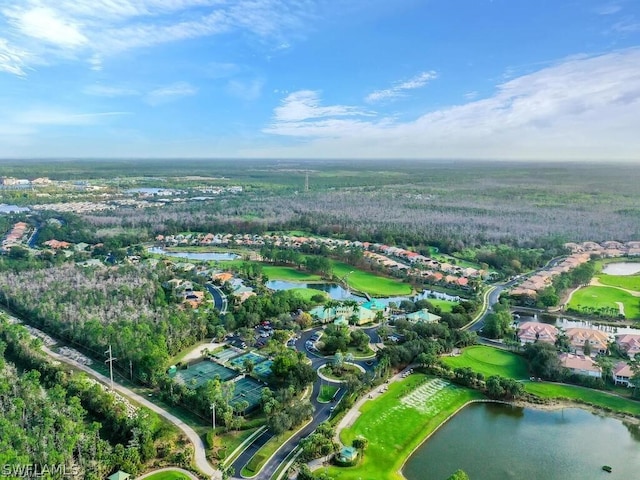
597 274 640 293
441 345 530 380
327 374 483 480
330 261 412 297
428 298 459 313
262 265 323 282
318 385 340 403
524 382 640 416
289 287 329 302
143 470 191 480
568 286 640 319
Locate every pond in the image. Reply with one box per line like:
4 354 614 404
601 262 640 276
148 246 239 261
403 402 640 480
265 280 459 304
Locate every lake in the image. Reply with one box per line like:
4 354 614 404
403 402 640 480
602 262 640 276
148 246 239 261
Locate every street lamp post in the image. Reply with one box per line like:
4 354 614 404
210 402 216 432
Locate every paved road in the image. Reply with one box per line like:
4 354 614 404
206 284 228 314
137 467 200 480
466 256 566 333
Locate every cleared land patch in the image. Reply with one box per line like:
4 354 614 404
568 286 640 319
328 374 482 480
441 345 530 379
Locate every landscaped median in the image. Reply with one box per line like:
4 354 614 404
325 374 484 480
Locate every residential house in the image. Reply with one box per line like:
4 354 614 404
615 334 640 359
405 309 441 323
558 353 602 378
612 361 635 387
309 305 376 325
565 328 610 356
517 322 558 345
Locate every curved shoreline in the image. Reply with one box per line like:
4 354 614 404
397 396 640 479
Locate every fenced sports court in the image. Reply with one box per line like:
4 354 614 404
228 351 267 369
214 348 242 363
231 377 265 411
174 360 238 389
252 360 273 377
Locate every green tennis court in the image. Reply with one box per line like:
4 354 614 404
229 352 267 369
253 360 273 377
174 360 238 389
231 377 265 411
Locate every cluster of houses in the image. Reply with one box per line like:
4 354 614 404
0 221 30 252
0 176 51 187
510 253 592 298
517 321 638 386
564 240 640 258
155 232 485 291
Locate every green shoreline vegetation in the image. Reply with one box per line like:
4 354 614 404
327 374 483 480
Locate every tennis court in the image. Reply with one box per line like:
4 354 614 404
253 360 273 377
174 360 238 389
214 348 241 363
231 377 265 411
228 351 267 369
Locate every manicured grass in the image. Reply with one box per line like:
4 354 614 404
262 265 323 282
327 374 483 480
568 286 640 319
289 287 329 302
524 382 640 417
241 425 302 477
441 345 530 380
343 345 375 359
330 261 412 297
143 471 191 480
597 274 640 293
318 385 340 403
428 298 459 313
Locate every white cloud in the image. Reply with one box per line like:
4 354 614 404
0 0 318 76
0 37 28 75
366 71 437 103
273 90 372 122
4 5 88 48
145 82 198 105
262 49 640 160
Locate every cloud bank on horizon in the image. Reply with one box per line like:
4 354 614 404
0 0 639 160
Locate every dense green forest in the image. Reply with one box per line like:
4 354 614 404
0 317 191 478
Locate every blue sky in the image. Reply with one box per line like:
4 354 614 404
0 0 639 160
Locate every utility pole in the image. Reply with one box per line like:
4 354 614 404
129 359 133 380
210 402 216 432
105 345 116 391
304 171 309 192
